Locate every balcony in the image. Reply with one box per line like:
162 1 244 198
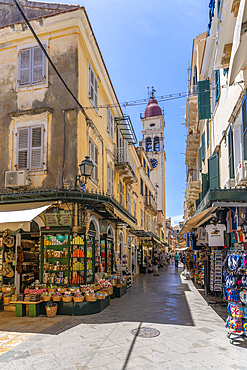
144 195 157 215
185 133 200 166
186 170 201 202
114 147 137 184
185 95 198 128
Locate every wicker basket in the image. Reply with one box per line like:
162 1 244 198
2 287 15 293
73 296 84 302
5 270 15 278
52 296 62 302
62 296 72 302
80 287 88 293
57 288 66 294
48 288 57 294
45 305 58 318
85 295 97 302
42 296 51 302
3 297 11 305
96 295 104 300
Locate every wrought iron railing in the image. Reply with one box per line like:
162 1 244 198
187 169 200 182
144 195 157 212
114 146 136 174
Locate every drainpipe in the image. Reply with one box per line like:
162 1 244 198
10 129 14 170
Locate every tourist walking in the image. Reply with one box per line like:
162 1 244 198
174 252 180 268
152 254 160 276
132 252 136 274
144 254 150 274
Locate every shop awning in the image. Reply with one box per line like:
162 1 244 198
179 206 217 241
147 232 162 244
175 247 189 251
0 202 53 231
129 229 151 238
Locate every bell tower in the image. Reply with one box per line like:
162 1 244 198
141 89 166 240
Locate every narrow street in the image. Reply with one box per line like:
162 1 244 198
0 263 247 369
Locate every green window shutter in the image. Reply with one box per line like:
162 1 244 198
198 146 202 171
198 80 211 120
194 65 197 86
215 69 221 102
242 92 247 160
202 173 209 198
201 132 205 160
206 119 210 148
209 153 220 189
228 126 234 179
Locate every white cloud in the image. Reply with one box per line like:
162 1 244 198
171 215 184 226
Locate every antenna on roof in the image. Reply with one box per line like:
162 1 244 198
147 87 150 99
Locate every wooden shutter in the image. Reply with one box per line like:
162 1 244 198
17 128 29 169
198 80 211 120
206 119 210 148
30 126 43 170
198 146 202 171
111 166 114 195
32 46 44 84
202 173 209 198
19 48 31 86
209 153 220 189
107 105 110 133
94 75 98 110
94 145 98 181
228 126 234 179
215 69 221 102
242 92 247 160
201 132 205 160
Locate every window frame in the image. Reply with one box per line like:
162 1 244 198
153 136 160 152
17 42 48 90
140 178 143 196
119 180 124 207
88 62 98 112
107 164 114 195
127 191 131 214
89 138 99 183
141 208 144 228
107 104 113 141
16 125 44 171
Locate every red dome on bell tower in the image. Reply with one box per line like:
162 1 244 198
144 91 162 118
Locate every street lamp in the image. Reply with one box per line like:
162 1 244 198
75 156 94 190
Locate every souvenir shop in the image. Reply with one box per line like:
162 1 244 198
183 205 247 343
0 201 129 317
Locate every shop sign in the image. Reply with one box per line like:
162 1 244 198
44 210 72 227
100 220 107 233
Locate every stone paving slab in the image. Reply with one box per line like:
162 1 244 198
0 265 246 369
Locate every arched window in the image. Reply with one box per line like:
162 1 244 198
90 221 96 230
146 137 152 152
154 137 160 151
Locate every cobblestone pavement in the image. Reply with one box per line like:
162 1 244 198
0 263 247 369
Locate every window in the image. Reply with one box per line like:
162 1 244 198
127 191 131 214
154 137 160 151
201 132 205 160
206 119 210 148
228 126 234 179
146 137 152 152
143 158 146 169
17 126 44 171
140 178 143 196
88 63 98 110
18 46 45 87
242 92 247 160
145 184 148 198
147 167 150 177
141 209 144 228
107 165 114 195
134 200 136 219
144 212 147 230
107 105 113 140
198 80 211 120
119 181 124 206
209 153 220 189
89 139 98 182
215 69 221 102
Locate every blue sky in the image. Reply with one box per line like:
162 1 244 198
47 0 209 225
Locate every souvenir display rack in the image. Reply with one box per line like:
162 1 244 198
20 237 40 290
210 250 223 292
40 227 95 286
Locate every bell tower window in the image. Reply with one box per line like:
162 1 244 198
146 137 152 152
154 137 160 151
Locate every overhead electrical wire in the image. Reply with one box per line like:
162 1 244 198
5 0 247 115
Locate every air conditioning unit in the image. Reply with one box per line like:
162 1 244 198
5 170 29 188
235 161 247 186
225 178 235 189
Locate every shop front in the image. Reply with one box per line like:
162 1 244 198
0 189 136 317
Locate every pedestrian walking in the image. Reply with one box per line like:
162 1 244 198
144 254 150 274
132 252 136 274
152 253 160 276
174 252 179 268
